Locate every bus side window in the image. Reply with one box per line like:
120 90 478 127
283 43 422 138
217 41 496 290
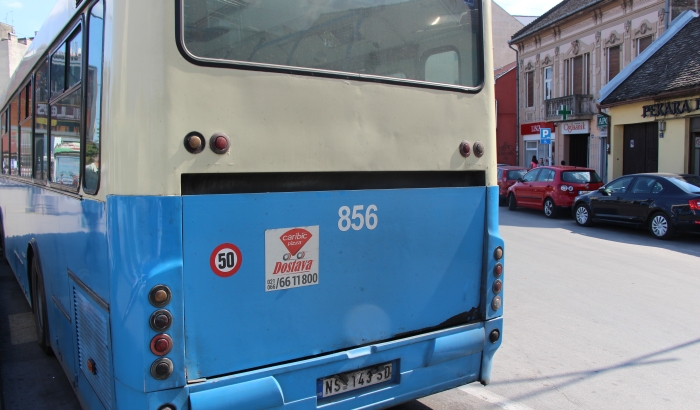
35 60 49 180
84 0 104 195
1 110 7 174
50 25 82 190
10 95 19 176
20 82 33 178
425 50 459 86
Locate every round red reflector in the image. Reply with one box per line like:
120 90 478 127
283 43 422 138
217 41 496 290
150 334 173 356
492 280 502 294
209 132 231 154
493 263 503 277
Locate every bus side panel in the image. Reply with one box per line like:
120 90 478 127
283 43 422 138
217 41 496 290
108 195 187 394
182 187 486 380
0 178 113 407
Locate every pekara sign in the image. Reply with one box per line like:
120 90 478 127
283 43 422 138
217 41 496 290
560 121 589 134
642 98 700 118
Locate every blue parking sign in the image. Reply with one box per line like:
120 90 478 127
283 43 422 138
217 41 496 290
540 128 552 144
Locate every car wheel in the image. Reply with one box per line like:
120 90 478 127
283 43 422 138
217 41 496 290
508 193 517 211
31 257 52 355
649 212 674 240
543 198 557 218
574 203 593 227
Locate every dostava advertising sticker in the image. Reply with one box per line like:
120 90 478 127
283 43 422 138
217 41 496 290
265 226 319 292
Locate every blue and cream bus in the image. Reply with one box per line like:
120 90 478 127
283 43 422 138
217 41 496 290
0 0 504 408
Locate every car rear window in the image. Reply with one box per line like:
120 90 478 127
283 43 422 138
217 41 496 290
561 171 602 183
507 170 527 180
666 176 700 193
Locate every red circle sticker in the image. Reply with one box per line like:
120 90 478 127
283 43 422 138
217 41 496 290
209 243 243 277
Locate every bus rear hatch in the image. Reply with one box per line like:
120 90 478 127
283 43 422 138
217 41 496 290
182 184 486 380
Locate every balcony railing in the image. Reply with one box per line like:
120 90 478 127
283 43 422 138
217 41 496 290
545 94 594 120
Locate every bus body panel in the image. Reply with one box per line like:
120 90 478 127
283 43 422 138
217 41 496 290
107 195 187 393
183 187 486 380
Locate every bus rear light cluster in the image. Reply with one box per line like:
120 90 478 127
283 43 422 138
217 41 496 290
473 141 484 157
493 263 502 278
149 285 172 308
158 405 176 410
151 334 173 356
492 247 503 311
459 140 471 157
209 132 230 154
492 280 502 294
150 309 173 332
184 131 206 154
151 358 174 380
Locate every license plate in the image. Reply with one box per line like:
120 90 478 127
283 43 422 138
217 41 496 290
317 362 394 398
578 190 592 195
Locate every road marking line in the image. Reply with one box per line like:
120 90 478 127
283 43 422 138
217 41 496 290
8 312 37 345
458 384 533 410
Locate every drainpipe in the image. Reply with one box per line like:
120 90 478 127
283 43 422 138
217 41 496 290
509 42 520 166
596 104 612 182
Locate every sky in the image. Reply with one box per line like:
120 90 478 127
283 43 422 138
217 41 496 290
0 0 564 39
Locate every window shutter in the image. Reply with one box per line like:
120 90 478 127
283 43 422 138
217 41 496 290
608 46 621 81
573 56 583 94
527 71 534 107
638 36 652 54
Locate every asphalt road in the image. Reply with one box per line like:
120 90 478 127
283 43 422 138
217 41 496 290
2 207 699 409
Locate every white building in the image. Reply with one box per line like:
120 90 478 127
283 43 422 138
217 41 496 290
0 23 32 95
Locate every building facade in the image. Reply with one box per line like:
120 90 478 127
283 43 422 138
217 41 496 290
0 23 32 95
599 11 700 179
510 0 668 178
495 62 517 165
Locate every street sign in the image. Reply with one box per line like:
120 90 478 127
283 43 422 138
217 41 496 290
597 115 608 127
540 128 552 144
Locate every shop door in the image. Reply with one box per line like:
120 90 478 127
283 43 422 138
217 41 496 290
569 135 589 167
623 123 658 175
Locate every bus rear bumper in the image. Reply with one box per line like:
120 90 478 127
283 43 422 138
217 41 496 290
179 318 502 410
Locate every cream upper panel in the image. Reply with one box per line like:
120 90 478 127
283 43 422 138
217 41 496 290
99 0 496 198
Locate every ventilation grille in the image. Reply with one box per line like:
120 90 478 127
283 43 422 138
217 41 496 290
75 287 114 410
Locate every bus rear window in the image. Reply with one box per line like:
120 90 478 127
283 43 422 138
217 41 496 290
561 171 602 183
180 0 483 89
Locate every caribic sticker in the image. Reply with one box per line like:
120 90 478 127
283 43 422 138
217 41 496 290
265 226 319 292
210 243 243 277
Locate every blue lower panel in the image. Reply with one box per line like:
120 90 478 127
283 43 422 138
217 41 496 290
183 322 495 410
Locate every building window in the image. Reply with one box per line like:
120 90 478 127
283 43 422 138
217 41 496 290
564 54 590 95
637 36 653 55
543 66 552 100
526 71 534 107
608 45 621 82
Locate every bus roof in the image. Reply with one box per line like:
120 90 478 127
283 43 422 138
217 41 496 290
0 0 80 107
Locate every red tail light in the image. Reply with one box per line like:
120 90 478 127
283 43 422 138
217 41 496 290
690 199 700 211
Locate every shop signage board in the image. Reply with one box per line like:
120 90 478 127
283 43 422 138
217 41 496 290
597 115 608 127
642 98 700 117
560 121 589 134
521 121 555 136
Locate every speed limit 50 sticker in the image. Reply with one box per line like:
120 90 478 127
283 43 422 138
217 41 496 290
265 226 319 292
210 243 243 277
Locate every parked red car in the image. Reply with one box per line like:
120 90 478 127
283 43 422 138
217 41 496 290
497 166 528 205
507 166 604 218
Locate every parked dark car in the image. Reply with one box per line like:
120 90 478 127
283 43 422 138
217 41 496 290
497 166 528 205
507 166 604 217
572 173 700 239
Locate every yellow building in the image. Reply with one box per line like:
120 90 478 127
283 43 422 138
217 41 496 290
599 11 700 180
